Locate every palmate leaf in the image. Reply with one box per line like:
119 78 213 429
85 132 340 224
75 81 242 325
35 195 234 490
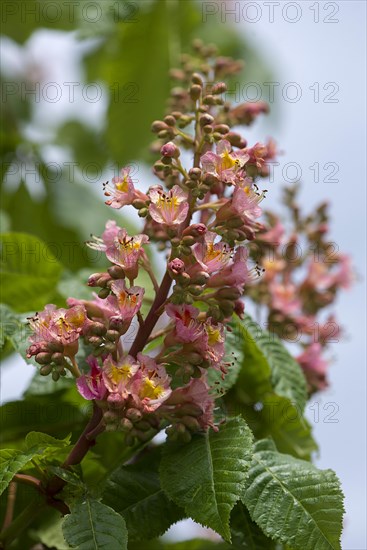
103 447 184 540
243 440 344 550
62 498 128 550
160 417 253 542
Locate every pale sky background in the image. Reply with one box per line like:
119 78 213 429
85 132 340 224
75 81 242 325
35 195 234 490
0 1 366 548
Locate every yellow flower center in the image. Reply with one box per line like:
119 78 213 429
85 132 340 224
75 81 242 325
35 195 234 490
220 150 237 170
140 378 164 400
110 363 133 385
207 325 222 345
116 175 129 192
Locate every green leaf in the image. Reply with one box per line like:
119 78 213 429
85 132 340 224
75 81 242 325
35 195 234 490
208 325 243 398
231 315 307 410
32 511 72 550
85 0 201 165
0 433 69 495
0 448 38 495
225 316 315 459
0 398 87 445
1 0 77 43
242 440 344 550
230 502 275 549
25 431 71 450
0 232 63 312
62 498 128 550
128 541 231 550
160 417 253 542
103 447 184 540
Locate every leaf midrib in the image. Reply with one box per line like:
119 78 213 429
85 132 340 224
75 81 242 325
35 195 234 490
250 453 338 550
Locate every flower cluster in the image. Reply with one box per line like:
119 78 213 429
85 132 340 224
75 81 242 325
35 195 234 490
245 185 353 392
26 43 350 446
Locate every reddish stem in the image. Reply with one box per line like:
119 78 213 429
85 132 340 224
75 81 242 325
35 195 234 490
129 270 172 357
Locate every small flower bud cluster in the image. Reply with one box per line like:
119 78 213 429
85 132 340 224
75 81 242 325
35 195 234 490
246 185 353 393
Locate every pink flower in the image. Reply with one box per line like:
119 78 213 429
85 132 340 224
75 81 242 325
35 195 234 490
129 354 172 412
334 255 353 289
303 260 335 291
270 282 301 316
201 139 249 184
87 220 121 252
104 167 148 209
203 320 225 364
148 185 189 225
208 246 249 290
76 356 107 400
193 232 232 274
297 343 328 391
245 142 268 169
215 180 264 239
29 305 88 347
165 303 205 343
106 229 148 280
67 294 116 321
229 101 269 125
258 219 284 247
108 280 144 323
165 378 215 430
103 354 139 393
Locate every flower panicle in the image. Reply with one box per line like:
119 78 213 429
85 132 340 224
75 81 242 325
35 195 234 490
26 44 351 442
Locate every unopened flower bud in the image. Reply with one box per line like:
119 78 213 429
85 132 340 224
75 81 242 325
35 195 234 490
216 287 242 301
182 235 195 246
200 114 214 126
190 84 202 101
182 223 207 238
107 393 125 409
213 124 230 134
164 115 176 127
188 168 202 180
181 416 200 431
161 141 180 158
35 352 52 365
138 207 148 217
109 316 124 331
88 335 103 346
51 352 64 365
212 82 227 94
225 132 247 148
132 198 147 210
104 342 117 353
126 408 143 422
106 329 120 341
181 245 192 256
120 418 133 431
203 95 216 105
192 271 210 285
188 285 202 296
52 371 60 382
98 288 110 299
191 72 203 85
168 258 185 276
203 125 213 134
187 352 203 366
151 120 168 133
234 300 245 318
40 364 53 376
89 322 107 336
